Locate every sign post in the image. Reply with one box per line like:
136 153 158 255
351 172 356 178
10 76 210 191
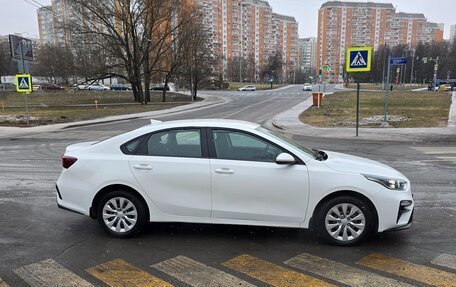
346 46 373 136
16 74 32 126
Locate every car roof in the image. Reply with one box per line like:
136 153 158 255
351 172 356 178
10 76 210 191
140 119 261 131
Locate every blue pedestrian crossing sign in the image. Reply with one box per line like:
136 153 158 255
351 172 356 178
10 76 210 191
346 47 373 72
16 74 32 93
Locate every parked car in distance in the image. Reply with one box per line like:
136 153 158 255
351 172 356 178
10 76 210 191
238 85 256 91
74 83 89 90
303 83 313 91
151 84 170 91
40 83 65 91
56 119 414 246
0 83 16 91
88 83 110 91
110 84 131 91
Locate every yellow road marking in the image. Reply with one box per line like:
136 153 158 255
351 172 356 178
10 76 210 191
87 259 173 287
285 253 413 287
223 254 335 287
0 277 10 287
358 253 456 287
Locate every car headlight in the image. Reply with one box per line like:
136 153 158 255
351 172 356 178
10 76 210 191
363 174 408 191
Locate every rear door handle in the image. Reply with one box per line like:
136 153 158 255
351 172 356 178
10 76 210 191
133 164 153 170
214 168 234 174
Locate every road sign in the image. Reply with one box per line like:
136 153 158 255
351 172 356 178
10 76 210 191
390 57 407 65
346 47 373 72
9 35 34 61
16 74 32 93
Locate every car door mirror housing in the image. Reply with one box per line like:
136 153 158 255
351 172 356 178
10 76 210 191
275 153 296 165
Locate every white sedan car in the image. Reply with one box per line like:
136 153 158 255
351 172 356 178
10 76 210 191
303 83 313 91
238 85 256 91
88 83 110 91
56 119 413 245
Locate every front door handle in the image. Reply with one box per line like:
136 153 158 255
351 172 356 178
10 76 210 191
133 164 153 170
214 168 234 174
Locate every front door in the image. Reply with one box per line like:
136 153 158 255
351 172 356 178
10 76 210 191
209 129 309 223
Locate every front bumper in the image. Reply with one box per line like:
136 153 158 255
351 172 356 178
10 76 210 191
383 210 414 232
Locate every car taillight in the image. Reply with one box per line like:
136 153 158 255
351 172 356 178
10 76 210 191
62 156 78 169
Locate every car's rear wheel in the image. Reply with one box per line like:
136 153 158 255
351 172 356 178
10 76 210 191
97 190 147 238
316 196 374 246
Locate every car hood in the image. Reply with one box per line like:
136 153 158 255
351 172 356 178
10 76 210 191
322 151 406 179
65 141 99 152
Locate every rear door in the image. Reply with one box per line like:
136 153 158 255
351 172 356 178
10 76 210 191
129 128 211 217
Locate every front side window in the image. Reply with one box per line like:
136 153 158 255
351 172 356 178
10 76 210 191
213 130 283 162
147 129 202 158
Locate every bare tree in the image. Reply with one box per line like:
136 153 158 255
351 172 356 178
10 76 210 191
182 12 215 101
33 44 75 84
66 0 186 103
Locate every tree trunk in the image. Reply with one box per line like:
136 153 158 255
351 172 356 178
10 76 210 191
162 77 169 103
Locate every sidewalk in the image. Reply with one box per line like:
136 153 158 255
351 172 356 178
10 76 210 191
0 94 226 139
271 91 456 142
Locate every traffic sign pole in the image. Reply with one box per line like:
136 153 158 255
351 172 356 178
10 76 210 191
356 82 360 137
25 92 30 126
346 46 373 136
384 54 391 123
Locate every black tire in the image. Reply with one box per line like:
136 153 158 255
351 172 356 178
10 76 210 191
97 190 147 238
315 195 374 246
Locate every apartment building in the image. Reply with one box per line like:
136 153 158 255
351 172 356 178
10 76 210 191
298 37 317 73
38 0 298 81
183 0 298 81
318 1 444 82
37 6 55 46
37 0 75 46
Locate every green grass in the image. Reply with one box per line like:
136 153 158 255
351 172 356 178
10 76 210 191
300 90 452 128
227 82 285 91
0 90 195 127
346 83 427 91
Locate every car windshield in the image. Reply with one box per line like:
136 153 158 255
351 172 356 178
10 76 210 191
256 127 317 159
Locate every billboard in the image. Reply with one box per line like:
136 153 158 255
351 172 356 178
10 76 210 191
9 35 34 61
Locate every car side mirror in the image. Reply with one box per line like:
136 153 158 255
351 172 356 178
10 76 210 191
275 153 296 165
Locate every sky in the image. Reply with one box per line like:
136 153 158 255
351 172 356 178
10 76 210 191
0 0 455 39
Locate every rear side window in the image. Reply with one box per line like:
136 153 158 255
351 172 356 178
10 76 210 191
147 129 202 158
120 136 145 155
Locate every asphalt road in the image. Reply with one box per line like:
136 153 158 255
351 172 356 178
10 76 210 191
1 85 455 286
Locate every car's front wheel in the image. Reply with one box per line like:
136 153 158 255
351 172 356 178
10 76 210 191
97 190 147 238
315 196 374 246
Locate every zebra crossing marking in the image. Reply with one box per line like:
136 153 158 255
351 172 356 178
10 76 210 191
412 147 456 154
14 259 94 287
285 253 413 287
431 253 456 271
152 255 255 287
223 254 335 287
357 253 456 287
87 258 172 287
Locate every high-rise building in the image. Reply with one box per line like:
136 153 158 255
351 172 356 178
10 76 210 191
317 1 444 82
298 37 317 73
37 0 74 46
450 24 456 43
38 0 299 81
37 6 55 46
182 0 299 82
